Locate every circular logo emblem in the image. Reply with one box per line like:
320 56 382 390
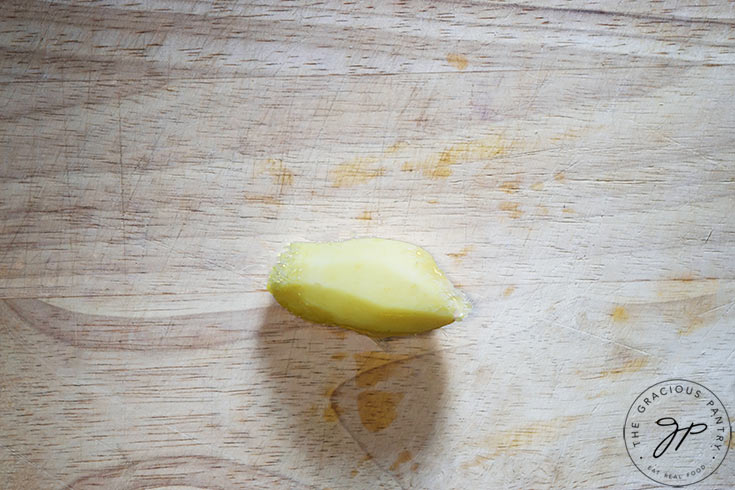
624 379 731 487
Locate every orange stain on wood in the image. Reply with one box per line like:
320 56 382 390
499 180 521 194
550 128 584 142
350 469 359 478
463 416 581 469
325 326 348 339
323 405 340 422
446 53 469 70
562 207 575 214
531 182 544 191
674 276 696 282
244 193 282 205
331 157 386 187
323 385 342 423
461 454 492 470
677 301 714 336
402 137 506 179
324 385 337 398
356 211 373 221
611 306 629 322
655 279 720 336
389 450 413 471
503 286 516 297
354 351 409 388
597 358 649 378
655 278 718 301
411 462 419 472
357 390 404 432
331 353 346 361
387 141 408 153
554 172 565 181
499 202 523 218
427 199 439 204
447 245 474 261
678 321 705 336
265 159 294 187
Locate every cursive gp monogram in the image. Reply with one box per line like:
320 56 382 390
653 417 708 458
624 379 730 487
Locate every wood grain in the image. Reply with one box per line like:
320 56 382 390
1 1 734 488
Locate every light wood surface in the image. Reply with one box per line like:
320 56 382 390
2 1 734 488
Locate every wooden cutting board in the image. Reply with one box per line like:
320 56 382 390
2 1 733 488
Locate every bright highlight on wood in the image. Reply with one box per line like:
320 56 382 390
267 238 471 336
